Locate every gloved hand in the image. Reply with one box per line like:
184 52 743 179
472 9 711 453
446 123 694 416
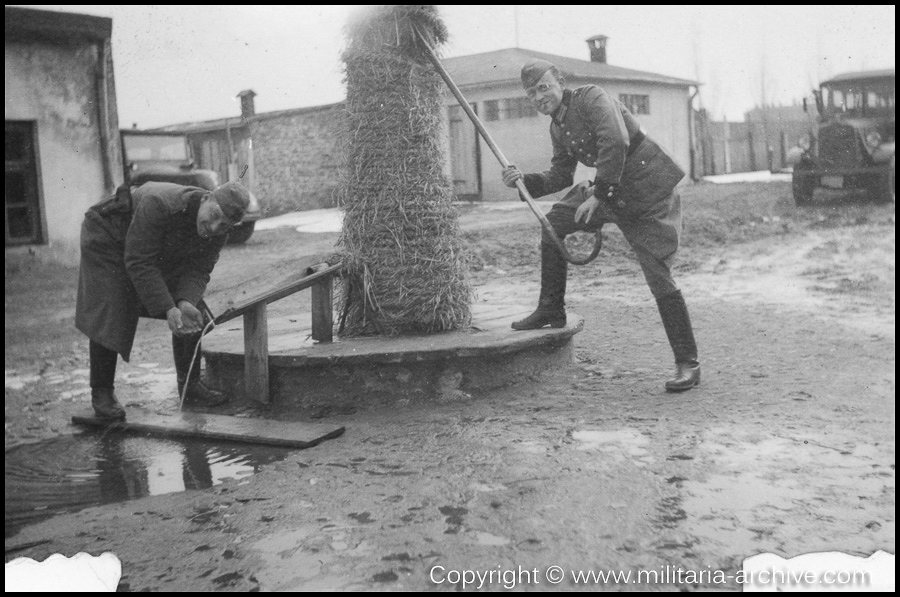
178 300 203 333
167 301 203 336
167 307 185 336
575 194 600 224
502 165 524 189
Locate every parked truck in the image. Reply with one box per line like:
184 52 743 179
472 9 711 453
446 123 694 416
120 129 261 243
789 69 894 206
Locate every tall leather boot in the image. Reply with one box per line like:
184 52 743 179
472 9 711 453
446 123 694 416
91 388 126 421
89 340 126 420
512 243 568 330
173 333 227 407
656 290 701 392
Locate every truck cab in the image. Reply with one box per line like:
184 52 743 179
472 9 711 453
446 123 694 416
120 130 261 243
791 69 894 205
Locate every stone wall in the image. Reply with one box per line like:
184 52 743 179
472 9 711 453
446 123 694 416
250 103 346 215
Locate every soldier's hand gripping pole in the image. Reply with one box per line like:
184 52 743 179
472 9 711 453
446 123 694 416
412 24 601 266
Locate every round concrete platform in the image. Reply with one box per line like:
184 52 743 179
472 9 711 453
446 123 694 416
202 303 583 409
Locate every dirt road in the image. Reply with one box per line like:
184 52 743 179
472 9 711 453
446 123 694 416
5 181 894 591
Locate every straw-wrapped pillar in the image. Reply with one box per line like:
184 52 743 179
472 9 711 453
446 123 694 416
337 5 471 337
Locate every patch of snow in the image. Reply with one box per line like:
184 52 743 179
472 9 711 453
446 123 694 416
704 170 792 184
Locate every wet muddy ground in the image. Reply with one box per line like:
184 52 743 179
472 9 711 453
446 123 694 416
5 181 895 591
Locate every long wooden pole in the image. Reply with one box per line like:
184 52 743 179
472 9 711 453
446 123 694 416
413 25 601 266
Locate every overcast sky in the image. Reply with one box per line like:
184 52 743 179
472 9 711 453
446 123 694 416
13 5 896 128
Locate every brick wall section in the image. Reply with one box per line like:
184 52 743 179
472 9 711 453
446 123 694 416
250 103 347 215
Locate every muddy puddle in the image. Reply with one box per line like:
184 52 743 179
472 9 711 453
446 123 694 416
676 433 893 558
5 431 291 538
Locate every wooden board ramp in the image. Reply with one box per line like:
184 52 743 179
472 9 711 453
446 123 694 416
202 253 336 325
72 408 344 449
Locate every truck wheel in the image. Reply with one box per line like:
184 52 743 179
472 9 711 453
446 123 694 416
227 222 255 244
792 166 814 206
869 159 895 204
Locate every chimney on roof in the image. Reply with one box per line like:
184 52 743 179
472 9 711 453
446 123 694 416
237 89 256 119
586 35 608 64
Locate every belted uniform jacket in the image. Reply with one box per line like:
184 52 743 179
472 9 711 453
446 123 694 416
75 182 227 360
522 85 685 217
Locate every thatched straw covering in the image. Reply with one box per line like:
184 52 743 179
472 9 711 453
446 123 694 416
337 5 472 337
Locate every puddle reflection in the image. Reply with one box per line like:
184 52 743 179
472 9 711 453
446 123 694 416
5 432 290 538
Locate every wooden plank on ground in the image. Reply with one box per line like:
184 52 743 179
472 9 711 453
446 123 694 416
71 409 344 449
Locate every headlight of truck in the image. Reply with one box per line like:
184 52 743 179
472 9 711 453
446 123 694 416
798 134 811 151
866 131 882 149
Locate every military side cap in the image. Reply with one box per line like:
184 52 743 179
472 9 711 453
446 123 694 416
211 181 250 223
521 58 557 88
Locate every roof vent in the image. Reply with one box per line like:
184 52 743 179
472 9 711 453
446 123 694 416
237 89 256 119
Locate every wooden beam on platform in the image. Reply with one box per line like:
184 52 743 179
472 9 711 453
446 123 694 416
309 264 334 343
212 262 342 325
202 260 343 403
244 302 269 403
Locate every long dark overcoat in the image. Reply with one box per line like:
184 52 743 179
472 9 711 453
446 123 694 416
75 182 226 360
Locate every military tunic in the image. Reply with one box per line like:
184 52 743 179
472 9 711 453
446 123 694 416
75 182 226 360
521 85 687 297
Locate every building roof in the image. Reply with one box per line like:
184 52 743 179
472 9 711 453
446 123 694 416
5 6 112 43
150 102 344 134
152 46 697 134
823 69 895 85
443 47 698 89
